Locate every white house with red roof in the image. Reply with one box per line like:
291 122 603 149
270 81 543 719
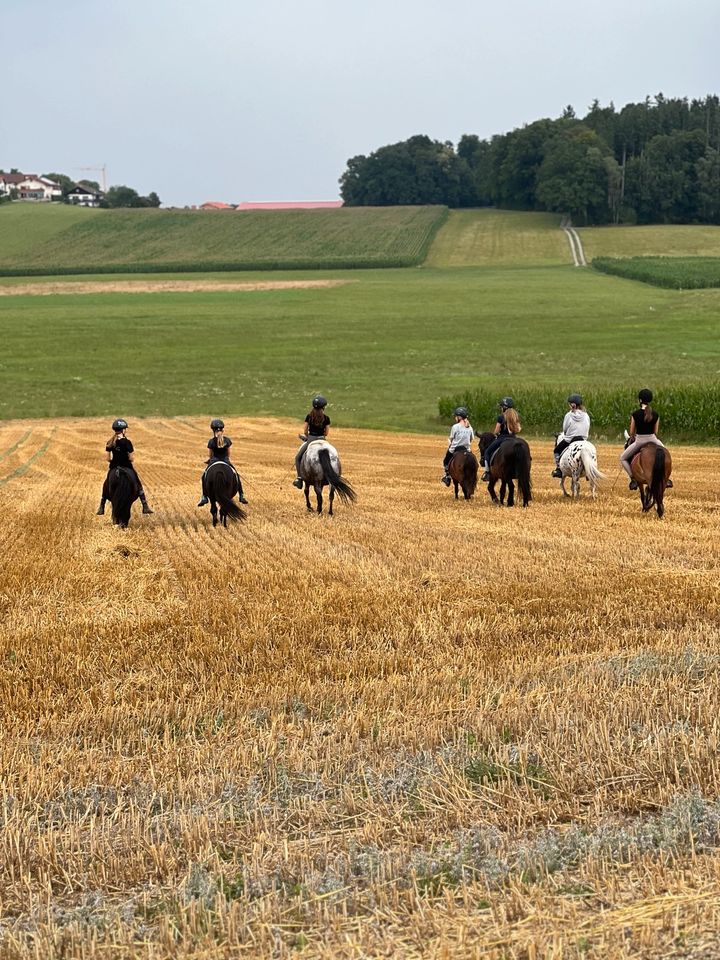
0 172 62 200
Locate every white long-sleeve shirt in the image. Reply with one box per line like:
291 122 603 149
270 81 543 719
448 422 475 452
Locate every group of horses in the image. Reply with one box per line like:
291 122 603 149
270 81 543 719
105 438 356 529
447 432 673 517
104 433 673 529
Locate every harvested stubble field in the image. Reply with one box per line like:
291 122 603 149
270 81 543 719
1 417 720 959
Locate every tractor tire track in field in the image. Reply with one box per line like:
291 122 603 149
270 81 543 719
0 428 57 486
0 429 33 464
561 216 587 267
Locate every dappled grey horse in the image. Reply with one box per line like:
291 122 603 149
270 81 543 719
297 439 356 516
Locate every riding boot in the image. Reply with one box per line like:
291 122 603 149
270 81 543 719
138 487 154 514
237 480 248 505
628 479 638 490
96 498 106 516
441 468 451 487
551 466 562 478
666 478 674 488
481 469 490 482
292 477 304 489
197 496 209 507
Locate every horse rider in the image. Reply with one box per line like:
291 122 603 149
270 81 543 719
480 398 522 482
198 418 248 507
442 406 475 486
96 418 153 515
619 388 673 490
293 395 330 489
551 394 591 477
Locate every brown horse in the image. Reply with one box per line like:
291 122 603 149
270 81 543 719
631 445 672 518
447 448 478 500
478 431 532 508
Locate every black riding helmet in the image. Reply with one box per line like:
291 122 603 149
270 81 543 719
499 397 514 409
111 418 128 432
312 395 328 409
567 394 583 406
638 388 653 404
453 406 469 418
210 418 225 431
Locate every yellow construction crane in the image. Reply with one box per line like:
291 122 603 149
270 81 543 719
75 164 107 192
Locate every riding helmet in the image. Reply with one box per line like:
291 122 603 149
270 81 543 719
638 388 653 404
567 393 583 406
111 418 128 432
210 418 225 431
499 397 515 409
453 406 469 418
312 395 328 409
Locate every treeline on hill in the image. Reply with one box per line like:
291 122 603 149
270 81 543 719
340 95 720 226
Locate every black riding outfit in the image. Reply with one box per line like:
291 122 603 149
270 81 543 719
201 437 246 500
101 438 148 500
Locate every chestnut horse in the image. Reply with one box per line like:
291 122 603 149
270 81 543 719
631 445 672 518
447 448 478 500
478 431 532 508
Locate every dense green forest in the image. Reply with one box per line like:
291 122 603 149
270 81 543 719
340 95 720 225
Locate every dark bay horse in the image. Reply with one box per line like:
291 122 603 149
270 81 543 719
205 461 246 527
107 467 139 528
448 448 478 500
298 440 356 516
478 431 532 508
631 445 672 518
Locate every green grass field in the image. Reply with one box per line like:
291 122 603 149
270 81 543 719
579 223 720 260
0 204 447 272
425 209 569 267
1 262 718 438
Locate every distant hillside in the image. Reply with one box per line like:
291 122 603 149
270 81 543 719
0 204 448 275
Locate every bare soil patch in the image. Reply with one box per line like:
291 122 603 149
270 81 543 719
0 278 355 297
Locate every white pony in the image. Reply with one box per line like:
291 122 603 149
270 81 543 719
558 439 606 499
297 438 356 516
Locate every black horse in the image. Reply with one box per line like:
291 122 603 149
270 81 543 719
478 431 532 508
107 467 139 528
205 461 246 527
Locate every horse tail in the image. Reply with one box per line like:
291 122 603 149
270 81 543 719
318 448 356 504
650 447 666 518
513 441 532 507
463 451 478 498
218 493 245 522
579 444 606 484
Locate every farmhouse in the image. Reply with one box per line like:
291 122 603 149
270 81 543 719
66 183 103 207
0 173 62 201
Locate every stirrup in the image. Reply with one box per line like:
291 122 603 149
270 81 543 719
551 468 562 478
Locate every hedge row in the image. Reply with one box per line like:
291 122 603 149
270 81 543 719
439 384 720 442
593 256 720 290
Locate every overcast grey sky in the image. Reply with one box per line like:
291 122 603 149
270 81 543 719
4 0 718 207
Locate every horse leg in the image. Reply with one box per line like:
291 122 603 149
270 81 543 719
329 486 335 517
506 480 515 508
210 501 219 526
453 480 459 499
572 474 580 499
560 475 570 497
499 480 506 505
488 478 499 504
304 483 313 513
316 485 323 515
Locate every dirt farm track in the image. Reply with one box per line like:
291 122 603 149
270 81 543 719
1 416 720 958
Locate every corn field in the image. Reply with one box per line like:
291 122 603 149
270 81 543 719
593 256 720 289
1 417 720 958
